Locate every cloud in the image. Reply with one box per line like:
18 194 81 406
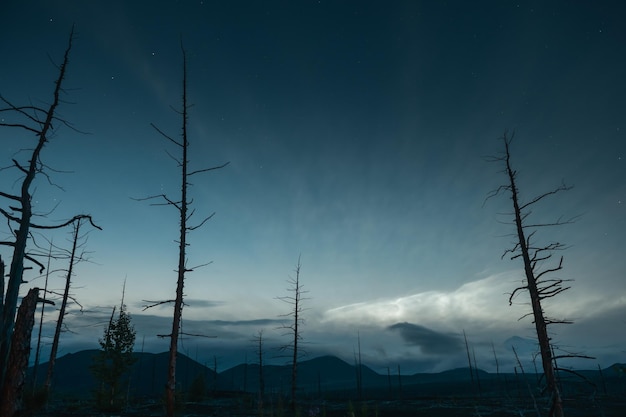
321 272 528 333
387 322 463 355
36 272 625 374
204 319 283 327
321 271 624 336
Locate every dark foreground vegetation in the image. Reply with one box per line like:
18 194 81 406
21 350 626 417
22 391 626 417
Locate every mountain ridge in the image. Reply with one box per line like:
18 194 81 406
30 349 624 400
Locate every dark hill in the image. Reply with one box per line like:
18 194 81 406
220 355 384 395
30 350 216 399
28 350 624 401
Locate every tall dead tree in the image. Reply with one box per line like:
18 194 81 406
253 330 265 412
31 241 54 392
44 217 94 397
463 330 475 386
277 256 308 412
0 288 39 417
138 43 228 417
0 26 101 405
487 132 583 417
355 332 363 401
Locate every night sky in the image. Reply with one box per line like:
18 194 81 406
1 1 624 374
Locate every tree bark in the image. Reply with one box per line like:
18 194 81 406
145 41 227 417
503 138 564 417
0 26 73 390
164 44 190 417
0 288 39 417
45 219 82 397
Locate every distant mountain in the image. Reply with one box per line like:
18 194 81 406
220 355 384 394
28 350 623 401
433 366 490 381
30 350 216 399
31 350 99 396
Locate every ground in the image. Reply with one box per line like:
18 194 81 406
28 394 626 417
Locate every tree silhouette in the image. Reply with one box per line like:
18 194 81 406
91 282 137 411
0 26 100 413
252 330 266 412
487 132 585 417
44 217 96 398
0 288 39 417
277 256 308 412
137 42 228 417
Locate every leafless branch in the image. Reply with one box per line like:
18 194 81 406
164 149 182 166
554 367 597 388
47 289 84 312
180 332 217 338
0 242 46 273
151 123 182 147
519 183 573 211
535 257 564 280
188 213 215 231
507 285 528 305
12 159 29 174
523 214 582 229
188 161 231 176
30 214 101 230
483 184 512 207
131 194 182 210
0 191 20 202
539 286 571 300
0 121 42 135
142 299 176 310
185 261 213 272
0 207 21 223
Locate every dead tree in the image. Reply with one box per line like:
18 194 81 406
0 288 39 417
137 42 228 417
277 256 308 412
0 26 101 400
31 241 54 392
252 330 265 412
463 330 475 386
355 332 363 401
44 217 94 397
487 132 585 417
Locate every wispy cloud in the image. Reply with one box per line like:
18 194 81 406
37 272 625 373
321 271 623 336
321 272 527 333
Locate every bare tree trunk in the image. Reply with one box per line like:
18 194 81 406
276 257 307 413
502 139 564 417
356 332 363 401
255 330 265 412
0 28 74 388
491 341 500 379
1 258 4 314
32 242 53 392
290 267 299 412
397 364 402 400
463 330 475 386
472 346 482 397
44 219 82 397
163 43 190 417
486 133 577 417
1 27 100 403
139 43 227 417
0 288 39 417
